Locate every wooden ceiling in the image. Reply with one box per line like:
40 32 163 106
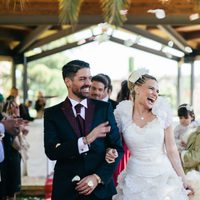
0 0 200 62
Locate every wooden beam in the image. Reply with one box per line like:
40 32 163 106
123 25 181 50
25 25 90 52
109 36 180 61
26 39 94 62
14 25 52 54
1 14 200 25
26 33 180 64
157 25 192 53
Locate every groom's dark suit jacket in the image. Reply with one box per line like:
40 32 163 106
44 97 123 200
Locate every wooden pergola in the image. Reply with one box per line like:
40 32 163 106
0 0 200 104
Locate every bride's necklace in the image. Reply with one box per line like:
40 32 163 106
133 106 150 121
134 113 145 121
135 111 150 121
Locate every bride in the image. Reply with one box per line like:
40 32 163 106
106 68 193 200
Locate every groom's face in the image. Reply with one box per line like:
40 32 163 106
66 68 92 101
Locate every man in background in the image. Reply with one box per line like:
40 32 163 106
89 74 108 101
19 100 34 121
97 73 118 110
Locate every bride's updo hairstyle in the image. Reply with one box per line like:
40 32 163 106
128 68 157 101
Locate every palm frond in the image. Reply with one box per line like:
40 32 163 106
100 0 131 27
194 0 200 9
59 0 83 25
3 0 28 10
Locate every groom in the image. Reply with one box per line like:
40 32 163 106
44 60 123 200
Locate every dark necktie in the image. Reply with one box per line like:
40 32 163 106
75 104 85 136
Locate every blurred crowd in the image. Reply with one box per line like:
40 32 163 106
0 87 46 200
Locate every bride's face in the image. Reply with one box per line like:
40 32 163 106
138 79 159 109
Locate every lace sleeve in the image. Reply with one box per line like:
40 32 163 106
114 100 132 133
152 97 173 129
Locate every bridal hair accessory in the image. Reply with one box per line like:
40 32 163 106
186 104 193 112
128 68 149 84
178 104 193 112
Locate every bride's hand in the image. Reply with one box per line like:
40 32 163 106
105 148 118 163
183 182 195 196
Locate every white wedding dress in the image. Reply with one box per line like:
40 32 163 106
113 97 188 200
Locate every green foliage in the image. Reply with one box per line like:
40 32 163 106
2 0 27 10
101 0 130 27
195 0 200 8
59 0 83 24
27 53 70 105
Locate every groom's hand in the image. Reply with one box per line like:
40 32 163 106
75 174 98 195
84 121 111 145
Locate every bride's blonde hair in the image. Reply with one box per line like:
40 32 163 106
128 74 157 100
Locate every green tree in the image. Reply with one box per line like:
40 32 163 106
28 52 70 105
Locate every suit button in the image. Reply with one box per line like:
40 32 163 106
84 153 87 155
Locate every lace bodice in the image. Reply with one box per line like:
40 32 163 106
114 97 173 177
114 97 172 134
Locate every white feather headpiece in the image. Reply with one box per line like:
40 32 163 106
128 68 149 84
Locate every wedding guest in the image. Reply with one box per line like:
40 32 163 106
35 91 46 119
98 73 118 110
1 97 29 200
0 93 4 113
90 74 109 100
181 127 200 200
19 100 34 121
181 126 200 173
174 104 200 152
6 87 19 104
0 113 23 199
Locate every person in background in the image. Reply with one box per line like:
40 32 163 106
19 100 34 121
174 104 200 152
44 60 123 200
181 126 200 173
89 74 109 100
1 97 29 200
0 112 23 199
105 68 193 199
0 93 5 163
35 91 46 119
6 87 19 104
0 93 4 113
180 126 200 200
98 73 118 110
116 80 132 102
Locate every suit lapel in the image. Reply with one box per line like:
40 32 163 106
61 97 80 137
85 99 95 136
